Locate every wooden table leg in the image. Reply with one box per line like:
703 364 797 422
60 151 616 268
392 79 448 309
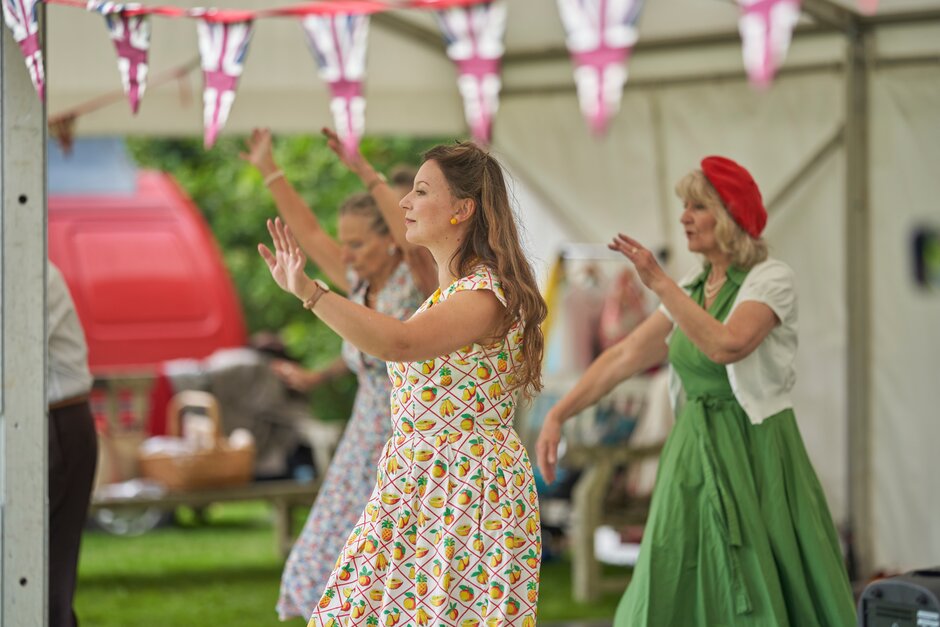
272 498 291 558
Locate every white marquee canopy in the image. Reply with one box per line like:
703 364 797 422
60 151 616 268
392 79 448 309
3 2 939 613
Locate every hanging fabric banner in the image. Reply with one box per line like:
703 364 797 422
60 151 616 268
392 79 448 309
737 0 800 88
195 15 254 148
3 0 44 100
300 12 370 154
88 1 151 114
434 0 507 145
556 0 644 136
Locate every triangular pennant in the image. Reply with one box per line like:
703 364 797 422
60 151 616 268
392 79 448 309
2 0 44 100
737 0 801 88
300 13 370 155
857 0 878 15
435 0 507 145
87 1 152 114
556 0 644 136
196 18 253 148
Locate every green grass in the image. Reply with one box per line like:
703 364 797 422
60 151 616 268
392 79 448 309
76 502 628 625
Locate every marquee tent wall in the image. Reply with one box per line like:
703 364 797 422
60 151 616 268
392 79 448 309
4 0 940 594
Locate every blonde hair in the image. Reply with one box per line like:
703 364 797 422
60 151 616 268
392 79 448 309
675 170 768 270
423 142 547 401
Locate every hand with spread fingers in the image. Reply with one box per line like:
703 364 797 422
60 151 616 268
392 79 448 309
258 217 312 301
239 127 278 176
321 127 370 179
608 233 669 293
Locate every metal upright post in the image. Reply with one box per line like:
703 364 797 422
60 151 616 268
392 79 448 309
845 24 873 580
1 16 48 627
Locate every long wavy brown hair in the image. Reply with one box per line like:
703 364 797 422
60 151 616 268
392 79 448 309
423 142 547 401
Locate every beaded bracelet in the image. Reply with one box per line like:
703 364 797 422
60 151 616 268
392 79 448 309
263 170 285 186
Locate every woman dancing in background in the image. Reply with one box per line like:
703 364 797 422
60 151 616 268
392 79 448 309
537 156 856 626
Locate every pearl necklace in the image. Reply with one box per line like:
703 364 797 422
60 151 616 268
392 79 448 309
704 272 726 300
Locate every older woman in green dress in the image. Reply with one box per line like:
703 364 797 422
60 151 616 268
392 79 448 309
536 156 856 626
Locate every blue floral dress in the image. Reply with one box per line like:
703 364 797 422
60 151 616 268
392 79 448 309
278 261 424 620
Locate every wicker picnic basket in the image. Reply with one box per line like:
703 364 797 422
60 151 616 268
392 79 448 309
138 390 254 491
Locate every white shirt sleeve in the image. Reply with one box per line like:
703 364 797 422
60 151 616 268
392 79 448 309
47 263 93 403
734 259 797 325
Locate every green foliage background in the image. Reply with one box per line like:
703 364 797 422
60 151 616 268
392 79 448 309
126 134 445 421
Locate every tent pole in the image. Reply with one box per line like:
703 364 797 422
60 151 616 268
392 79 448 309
845 24 873 580
0 14 48 627
649 92 677 275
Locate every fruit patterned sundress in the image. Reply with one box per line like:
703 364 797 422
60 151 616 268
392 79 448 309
278 261 424 620
308 266 541 627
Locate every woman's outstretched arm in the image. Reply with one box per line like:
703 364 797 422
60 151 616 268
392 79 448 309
611 233 777 365
535 311 672 484
321 127 438 296
241 128 349 292
260 218 503 363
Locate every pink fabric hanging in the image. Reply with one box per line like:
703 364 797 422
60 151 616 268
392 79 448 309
556 0 644 136
88 1 151 114
435 0 507 145
2 0 44 100
300 12 370 155
737 0 801 88
196 16 253 148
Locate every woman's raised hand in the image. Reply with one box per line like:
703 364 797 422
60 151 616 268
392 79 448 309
239 127 277 174
609 233 669 292
258 217 311 299
321 127 370 178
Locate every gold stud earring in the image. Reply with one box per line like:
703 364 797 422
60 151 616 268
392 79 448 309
450 217 458 225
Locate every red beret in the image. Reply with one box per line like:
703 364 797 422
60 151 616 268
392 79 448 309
700 156 767 238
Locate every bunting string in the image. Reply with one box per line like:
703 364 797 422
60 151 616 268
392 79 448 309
4 0 838 147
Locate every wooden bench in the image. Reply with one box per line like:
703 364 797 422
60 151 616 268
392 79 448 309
89 479 321 557
564 442 663 603
524 374 665 603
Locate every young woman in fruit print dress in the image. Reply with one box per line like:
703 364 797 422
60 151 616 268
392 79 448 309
260 141 547 627
241 128 435 620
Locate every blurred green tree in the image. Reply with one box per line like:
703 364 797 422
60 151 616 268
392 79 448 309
127 134 446 421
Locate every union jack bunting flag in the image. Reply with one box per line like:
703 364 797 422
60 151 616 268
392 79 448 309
300 13 370 154
196 18 253 148
737 0 800 88
557 0 644 135
2 0 44 100
435 0 507 145
88 1 151 114
857 0 878 15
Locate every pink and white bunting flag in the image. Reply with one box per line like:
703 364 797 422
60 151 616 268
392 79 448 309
88 1 151 114
557 0 644 135
737 0 801 88
435 0 507 145
857 0 878 15
2 0 44 100
196 17 253 148
300 13 370 155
